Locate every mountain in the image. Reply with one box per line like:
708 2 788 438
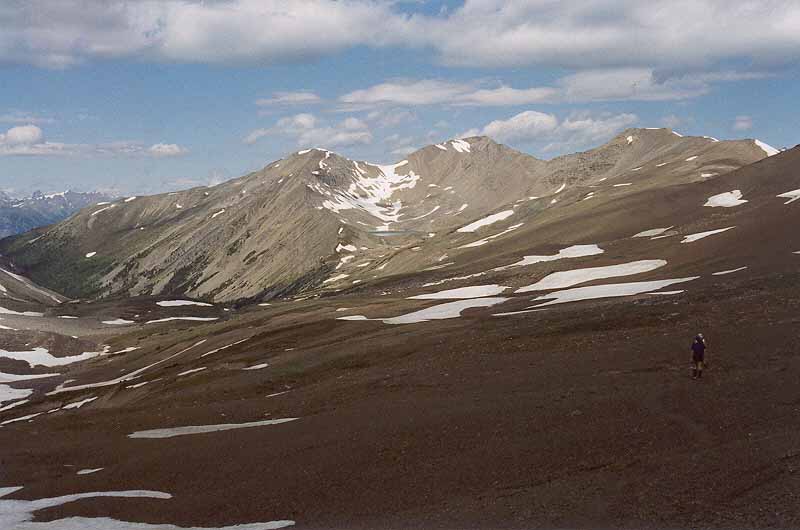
2 134 800 529
0 189 114 239
0 129 774 303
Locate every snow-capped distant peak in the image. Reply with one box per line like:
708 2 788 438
754 139 779 157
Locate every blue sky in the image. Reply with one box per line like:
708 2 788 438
0 0 798 196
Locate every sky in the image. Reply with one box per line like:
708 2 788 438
0 0 799 197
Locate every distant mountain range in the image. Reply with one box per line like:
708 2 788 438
0 189 114 239
0 129 778 302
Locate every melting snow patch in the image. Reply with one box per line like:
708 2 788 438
681 227 735 243
156 300 213 307
450 139 471 153
712 267 748 276
145 317 218 324
0 372 59 383
754 139 779 156
128 418 298 439
0 306 43 317
211 209 225 219
408 285 508 300
530 277 700 307
700 172 718 178
613 183 632 187
323 274 349 285
704 190 747 208
685 156 698 162
435 144 447 151
339 298 509 325
243 363 269 370
633 227 674 238
458 223 523 248
626 135 634 144
63 397 98 410
457 210 514 233
85 252 97 258
0 487 294 529
0 385 32 404
76 468 103 475
124 196 137 202
102 319 134 325
516 260 668 293
777 189 800 204
656 162 668 167
554 183 567 194
90 205 115 217
336 243 357 253
176 367 206 377
0 347 103 368
494 244 604 271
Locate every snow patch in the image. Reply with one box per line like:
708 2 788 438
494 244 604 271
156 300 213 307
516 260 668 293
704 190 747 208
457 210 514 233
754 139 779 156
712 267 747 276
129 418 298 439
633 227 673 238
681 227 735 243
408 285 508 300
530 277 699 307
777 188 800 204
338 298 509 325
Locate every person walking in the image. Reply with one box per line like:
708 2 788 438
691 333 707 379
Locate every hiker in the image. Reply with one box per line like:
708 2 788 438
691 333 707 379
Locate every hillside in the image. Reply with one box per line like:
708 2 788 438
0 129 774 303
0 141 799 529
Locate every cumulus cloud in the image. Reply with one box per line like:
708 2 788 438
256 91 321 106
733 115 754 131
464 110 638 153
3 1 799 75
244 112 373 149
0 124 188 158
148 143 189 157
1 125 44 145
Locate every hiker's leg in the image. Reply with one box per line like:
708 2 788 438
697 361 703 378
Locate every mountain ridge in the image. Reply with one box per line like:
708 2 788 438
0 129 778 304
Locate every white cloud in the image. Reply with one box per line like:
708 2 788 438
733 115 754 131
0 125 188 158
245 112 373 149
476 111 559 143
2 1 800 75
256 91 321 106
148 143 189 157
465 110 638 153
340 68 764 109
1 125 43 145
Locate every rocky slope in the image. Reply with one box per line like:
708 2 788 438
0 129 775 303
